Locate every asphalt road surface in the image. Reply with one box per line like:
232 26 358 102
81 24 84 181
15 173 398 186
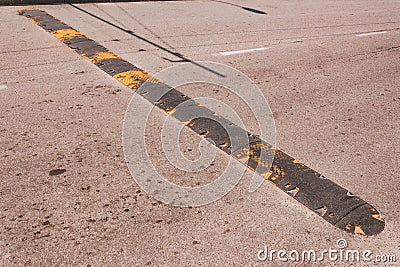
1 0 399 266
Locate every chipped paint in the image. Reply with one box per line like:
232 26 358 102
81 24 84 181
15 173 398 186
287 187 299 197
272 165 285 176
292 159 305 166
113 70 152 90
28 17 41 25
260 170 273 179
166 108 176 115
52 29 84 42
372 214 385 222
84 51 121 63
315 206 328 216
354 225 366 235
238 155 249 164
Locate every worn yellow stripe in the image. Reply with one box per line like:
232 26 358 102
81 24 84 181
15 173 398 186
52 29 85 42
166 108 176 115
28 17 41 25
113 70 152 90
232 142 277 182
18 7 35 13
260 170 273 179
354 225 366 235
84 51 121 63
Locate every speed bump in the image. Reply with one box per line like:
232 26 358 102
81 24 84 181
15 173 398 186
19 9 385 236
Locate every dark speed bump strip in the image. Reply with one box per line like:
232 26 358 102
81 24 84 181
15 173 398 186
19 9 385 236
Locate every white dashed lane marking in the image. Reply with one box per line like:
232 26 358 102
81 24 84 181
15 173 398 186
0 85 7 90
356 31 387 37
216 47 271 56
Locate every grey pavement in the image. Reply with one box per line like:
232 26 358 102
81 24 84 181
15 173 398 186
0 0 399 266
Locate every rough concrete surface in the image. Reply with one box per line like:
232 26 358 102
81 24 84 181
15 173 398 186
0 0 399 266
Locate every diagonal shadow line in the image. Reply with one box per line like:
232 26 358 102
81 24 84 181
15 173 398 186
212 0 268 15
68 3 226 77
114 3 176 51
94 4 179 63
92 3 175 51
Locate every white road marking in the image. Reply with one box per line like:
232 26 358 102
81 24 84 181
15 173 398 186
0 85 7 90
217 47 271 56
356 31 387 37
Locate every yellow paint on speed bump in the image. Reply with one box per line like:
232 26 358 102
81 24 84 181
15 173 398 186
233 143 276 179
166 107 176 115
372 213 385 222
52 29 121 64
52 29 85 42
260 170 273 179
84 51 121 63
28 17 41 25
354 225 366 235
113 70 153 90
